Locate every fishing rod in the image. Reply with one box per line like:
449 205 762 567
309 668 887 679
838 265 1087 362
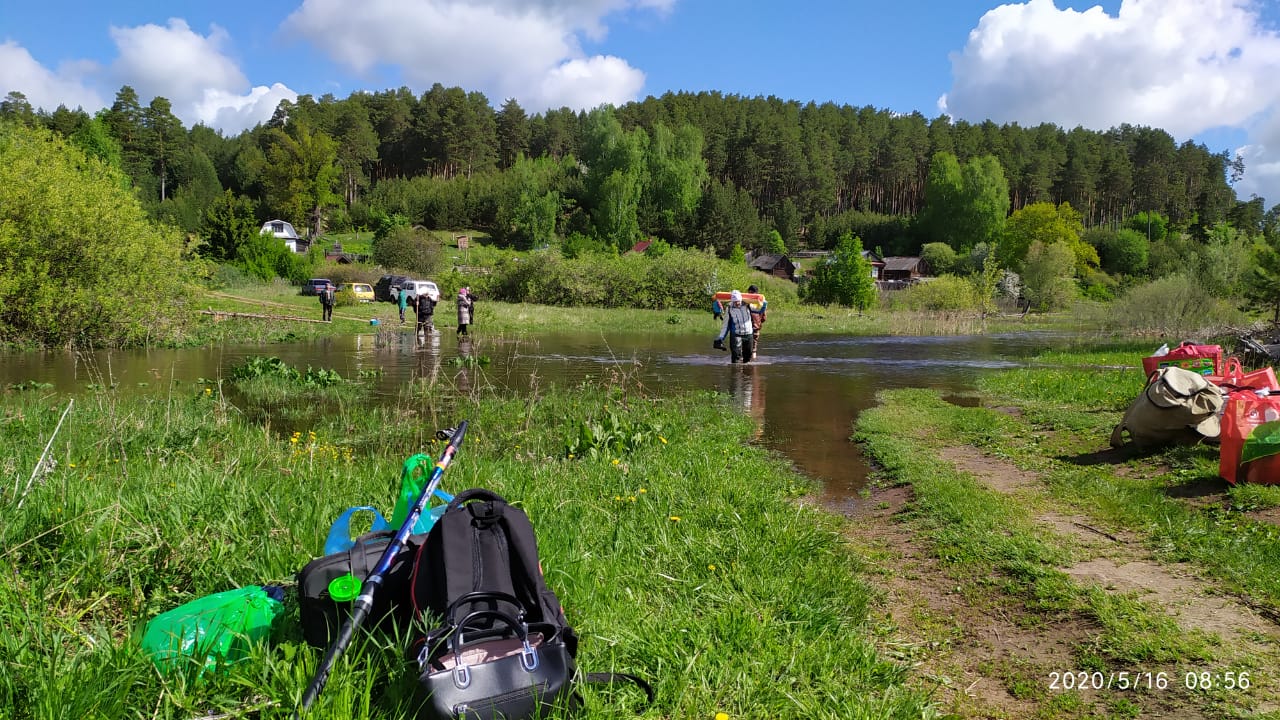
295 420 469 716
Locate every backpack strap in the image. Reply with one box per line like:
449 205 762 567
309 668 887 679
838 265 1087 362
446 488 508 507
581 672 655 706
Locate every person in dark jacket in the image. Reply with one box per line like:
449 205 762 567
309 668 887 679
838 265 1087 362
412 291 436 335
713 290 754 363
319 283 336 322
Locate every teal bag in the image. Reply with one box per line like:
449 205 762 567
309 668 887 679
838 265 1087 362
140 585 284 676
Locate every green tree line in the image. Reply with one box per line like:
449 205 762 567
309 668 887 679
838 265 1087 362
2 85 1265 257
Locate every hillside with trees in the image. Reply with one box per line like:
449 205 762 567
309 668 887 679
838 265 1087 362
2 83 1279 345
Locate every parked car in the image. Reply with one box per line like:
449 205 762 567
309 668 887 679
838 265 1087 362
374 274 411 302
403 280 441 302
302 278 332 296
338 282 375 302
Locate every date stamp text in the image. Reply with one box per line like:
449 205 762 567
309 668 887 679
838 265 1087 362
1048 671 1251 691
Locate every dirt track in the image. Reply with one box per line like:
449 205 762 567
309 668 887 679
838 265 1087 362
842 445 1280 719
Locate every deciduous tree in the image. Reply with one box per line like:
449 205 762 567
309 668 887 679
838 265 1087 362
0 123 192 347
804 232 876 309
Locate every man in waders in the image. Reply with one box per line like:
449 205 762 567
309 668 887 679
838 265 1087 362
713 290 754 363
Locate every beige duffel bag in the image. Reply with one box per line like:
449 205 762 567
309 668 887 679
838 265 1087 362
1110 367 1226 449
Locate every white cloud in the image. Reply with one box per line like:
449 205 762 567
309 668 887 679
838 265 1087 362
538 56 646 110
0 41 104 112
283 0 658 111
107 19 295 131
197 83 299 135
0 21 293 134
1234 108 1280 204
941 0 1280 207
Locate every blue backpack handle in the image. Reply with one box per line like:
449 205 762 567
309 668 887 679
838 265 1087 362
323 506 392 556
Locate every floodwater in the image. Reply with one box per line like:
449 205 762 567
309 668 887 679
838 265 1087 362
0 328 1069 510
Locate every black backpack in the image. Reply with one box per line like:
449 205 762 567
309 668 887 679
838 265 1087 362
406 489 651 720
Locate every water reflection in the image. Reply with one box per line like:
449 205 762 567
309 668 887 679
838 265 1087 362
0 329 1071 504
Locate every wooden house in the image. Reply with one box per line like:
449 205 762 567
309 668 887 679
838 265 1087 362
881 256 930 282
749 253 798 280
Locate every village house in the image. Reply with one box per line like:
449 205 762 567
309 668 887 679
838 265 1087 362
881 256 930 282
261 220 306 253
748 252 799 281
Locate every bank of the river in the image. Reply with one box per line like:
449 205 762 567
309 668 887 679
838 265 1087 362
184 283 1070 347
1 372 932 719
852 349 1280 719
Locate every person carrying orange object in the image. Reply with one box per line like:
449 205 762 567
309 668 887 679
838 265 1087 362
713 290 754 363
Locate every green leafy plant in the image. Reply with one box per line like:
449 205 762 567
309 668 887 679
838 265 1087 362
7 381 53 391
565 407 662 459
229 356 299 382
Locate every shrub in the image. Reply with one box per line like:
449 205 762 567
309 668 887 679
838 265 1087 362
484 247 797 309
1092 274 1245 335
0 123 194 347
888 275 981 311
335 288 358 307
920 242 958 276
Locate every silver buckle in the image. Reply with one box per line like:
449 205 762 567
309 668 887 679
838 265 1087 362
520 641 539 671
453 664 471 689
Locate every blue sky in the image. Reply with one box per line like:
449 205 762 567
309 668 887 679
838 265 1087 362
3 0 1279 207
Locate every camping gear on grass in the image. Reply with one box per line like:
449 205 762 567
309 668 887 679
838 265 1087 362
323 505 393 555
1110 367 1226 449
1207 357 1280 393
392 453 454 535
407 488 652 720
141 585 284 677
298 529 423 649
1141 341 1222 377
296 422 470 715
1219 391 1280 485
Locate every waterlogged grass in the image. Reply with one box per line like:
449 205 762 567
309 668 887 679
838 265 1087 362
186 282 1070 346
0 382 930 719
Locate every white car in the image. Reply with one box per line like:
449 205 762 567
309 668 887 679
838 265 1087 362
403 280 440 302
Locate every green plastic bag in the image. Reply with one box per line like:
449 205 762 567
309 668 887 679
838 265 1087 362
140 585 284 676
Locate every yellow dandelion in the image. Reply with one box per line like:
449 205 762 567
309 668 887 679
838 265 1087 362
639 487 646 493
614 495 621 501
628 496 636 502
716 713 730 720
69 463 76 468
290 436 299 444
568 453 575 459
611 458 620 465
669 516 681 522
658 436 667 444
708 564 716 571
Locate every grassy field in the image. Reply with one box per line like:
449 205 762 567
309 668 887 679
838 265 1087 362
0 363 933 719
184 281 1070 346
853 348 1280 718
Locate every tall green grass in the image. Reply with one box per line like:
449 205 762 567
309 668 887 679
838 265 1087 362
1 378 931 719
